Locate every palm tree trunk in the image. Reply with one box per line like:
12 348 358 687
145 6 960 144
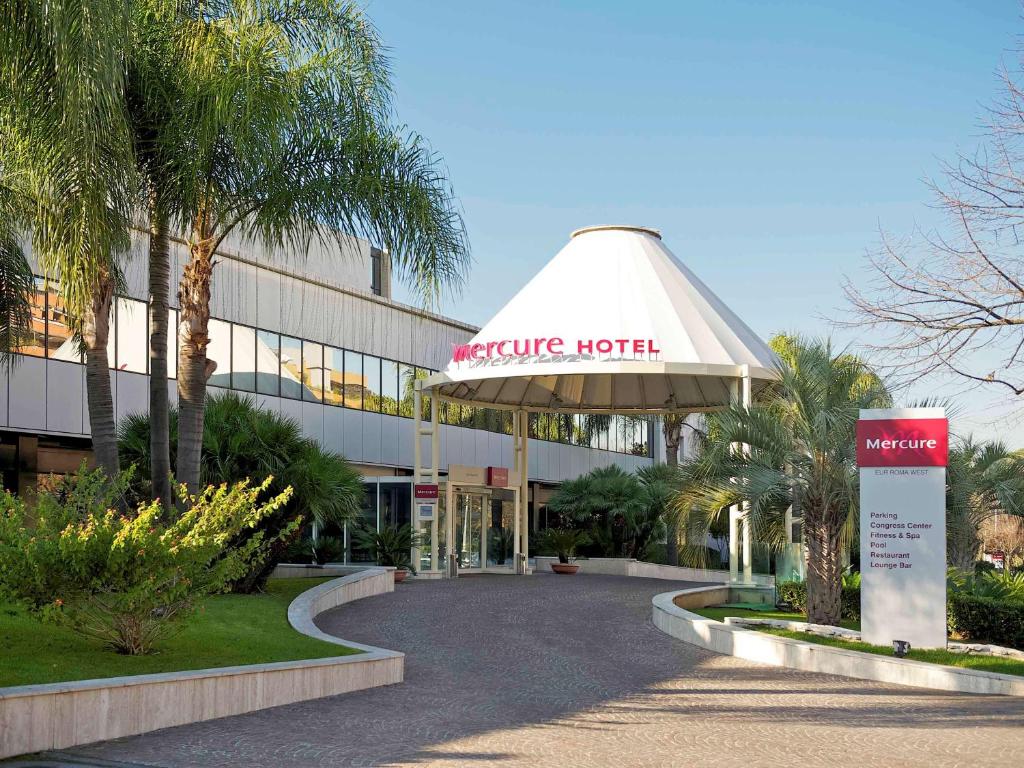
148 202 172 510
176 235 214 492
663 415 682 566
805 514 843 625
82 270 119 478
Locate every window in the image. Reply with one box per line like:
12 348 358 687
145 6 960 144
370 247 383 296
115 299 148 373
381 359 399 415
256 330 280 396
46 281 81 362
343 350 363 409
363 355 381 411
324 347 345 406
302 341 324 402
280 336 302 399
207 319 232 388
417 368 431 421
398 363 415 417
18 277 47 358
231 324 256 391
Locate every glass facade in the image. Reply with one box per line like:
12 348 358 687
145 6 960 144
13 275 653 457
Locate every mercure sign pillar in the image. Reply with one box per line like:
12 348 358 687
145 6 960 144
857 408 948 649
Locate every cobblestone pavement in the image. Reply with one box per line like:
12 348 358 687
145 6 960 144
56 573 1024 768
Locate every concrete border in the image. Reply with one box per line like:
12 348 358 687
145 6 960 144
652 586 1024 696
533 556 774 586
0 569 404 760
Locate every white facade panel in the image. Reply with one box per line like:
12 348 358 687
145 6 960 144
323 405 345 456
380 414 400 466
279 397 302 428
255 268 281 330
8 357 46 431
46 361 84 434
114 372 148 424
361 410 382 465
341 408 363 463
300 400 324 444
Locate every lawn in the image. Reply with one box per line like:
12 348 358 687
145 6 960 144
0 578 358 688
690 606 1024 678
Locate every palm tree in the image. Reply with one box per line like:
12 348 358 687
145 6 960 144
662 412 686 564
0 0 137 477
0 180 39 364
137 0 468 492
947 439 1024 570
119 391 365 590
676 335 891 625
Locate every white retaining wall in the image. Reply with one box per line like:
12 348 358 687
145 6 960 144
533 556 775 586
652 587 1024 697
0 569 403 759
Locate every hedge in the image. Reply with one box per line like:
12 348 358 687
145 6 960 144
776 580 860 621
948 593 1024 650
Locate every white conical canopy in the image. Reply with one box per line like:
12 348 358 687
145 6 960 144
426 225 778 413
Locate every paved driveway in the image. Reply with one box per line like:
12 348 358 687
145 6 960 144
54 573 1023 768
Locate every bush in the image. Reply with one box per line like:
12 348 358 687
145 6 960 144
0 468 291 654
776 579 860 621
120 392 365 592
948 593 1024 650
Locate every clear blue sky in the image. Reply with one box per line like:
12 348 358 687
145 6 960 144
373 0 1022 443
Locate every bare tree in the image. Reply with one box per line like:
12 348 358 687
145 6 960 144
844 64 1024 398
980 514 1024 571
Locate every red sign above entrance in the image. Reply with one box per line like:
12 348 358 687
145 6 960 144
414 483 439 500
856 418 949 468
486 467 509 488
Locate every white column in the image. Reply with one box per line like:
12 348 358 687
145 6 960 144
741 366 752 584
729 506 739 583
512 410 522 571
430 393 440 572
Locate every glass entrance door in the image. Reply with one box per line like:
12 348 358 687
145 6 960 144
453 491 485 569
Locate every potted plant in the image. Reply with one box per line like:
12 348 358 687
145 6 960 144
353 523 422 583
539 528 591 574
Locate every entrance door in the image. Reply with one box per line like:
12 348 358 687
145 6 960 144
453 491 486 569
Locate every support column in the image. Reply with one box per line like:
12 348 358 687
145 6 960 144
412 382 441 574
512 409 530 574
729 506 740 583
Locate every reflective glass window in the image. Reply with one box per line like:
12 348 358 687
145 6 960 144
381 359 399 415
256 330 280 395
115 299 147 373
279 336 303 399
302 341 324 402
207 318 232 388
231 324 256 391
398 364 415 417
363 355 381 411
343 350 363 409
46 281 82 362
17 277 47 358
324 346 344 406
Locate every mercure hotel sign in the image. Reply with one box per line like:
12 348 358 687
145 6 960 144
452 337 662 365
857 409 947 649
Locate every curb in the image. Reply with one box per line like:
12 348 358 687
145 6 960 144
652 587 1024 697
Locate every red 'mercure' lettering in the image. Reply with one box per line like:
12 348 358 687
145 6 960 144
452 345 470 362
513 339 530 355
485 341 497 358
496 340 509 356
547 337 564 354
470 343 485 359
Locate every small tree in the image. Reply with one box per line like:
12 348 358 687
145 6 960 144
0 468 291 654
676 335 891 626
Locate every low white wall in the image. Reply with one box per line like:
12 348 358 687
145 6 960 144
652 587 1024 697
273 563 394 580
533 556 774 586
0 569 403 760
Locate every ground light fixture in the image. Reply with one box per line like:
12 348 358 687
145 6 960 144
892 639 912 658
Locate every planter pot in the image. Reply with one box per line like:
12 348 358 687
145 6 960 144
393 569 409 584
550 563 579 575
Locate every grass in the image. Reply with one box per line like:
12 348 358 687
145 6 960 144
691 606 1024 678
0 578 358 688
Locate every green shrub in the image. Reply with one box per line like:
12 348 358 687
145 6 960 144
537 528 592 564
119 392 365 592
352 524 422 572
777 579 860 621
948 567 1024 600
0 468 292 655
948 593 1024 650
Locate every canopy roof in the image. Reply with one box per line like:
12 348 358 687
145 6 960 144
424 225 779 413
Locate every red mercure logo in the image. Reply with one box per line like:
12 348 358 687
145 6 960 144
856 418 948 468
451 337 662 364
414 484 439 500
